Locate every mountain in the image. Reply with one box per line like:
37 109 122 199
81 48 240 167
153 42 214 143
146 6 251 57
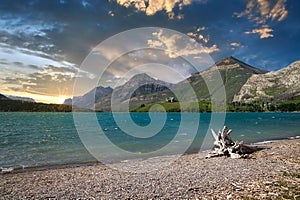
63 98 72 105
109 73 171 102
90 57 270 111
73 57 300 112
234 60 300 102
0 93 8 99
95 73 172 111
64 86 113 108
7 95 35 103
174 56 268 102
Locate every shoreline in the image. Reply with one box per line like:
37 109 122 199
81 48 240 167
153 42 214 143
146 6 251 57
1 138 299 199
1 136 299 175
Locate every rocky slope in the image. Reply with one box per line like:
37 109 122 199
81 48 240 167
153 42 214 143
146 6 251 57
174 56 268 102
94 73 172 111
66 57 300 111
64 86 113 108
234 60 300 102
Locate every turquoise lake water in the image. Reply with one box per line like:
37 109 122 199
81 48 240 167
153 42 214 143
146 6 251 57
0 112 299 171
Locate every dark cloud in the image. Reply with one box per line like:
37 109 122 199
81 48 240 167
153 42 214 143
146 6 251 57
0 0 299 102
27 65 40 70
2 64 78 96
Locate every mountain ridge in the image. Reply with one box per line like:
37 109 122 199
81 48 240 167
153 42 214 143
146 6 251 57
0 93 8 100
64 86 113 108
64 56 299 111
94 73 172 111
174 56 268 102
7 95 36 103
234 60 300 102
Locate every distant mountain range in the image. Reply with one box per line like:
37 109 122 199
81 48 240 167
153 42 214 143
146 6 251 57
68 56 299 111
94 73 172 111
0 94 8 100
7 95 36 103
64 86 112 108
0 94 36 102
1 56 299 112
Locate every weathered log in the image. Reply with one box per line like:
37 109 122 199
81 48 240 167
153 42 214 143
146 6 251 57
206 126 266 159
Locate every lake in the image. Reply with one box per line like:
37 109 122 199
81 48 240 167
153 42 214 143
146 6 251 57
0 112 299 171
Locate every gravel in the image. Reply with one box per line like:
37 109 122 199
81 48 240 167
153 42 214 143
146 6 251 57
1 139 299 199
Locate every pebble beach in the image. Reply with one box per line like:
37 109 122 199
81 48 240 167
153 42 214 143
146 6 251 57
1 138 299 199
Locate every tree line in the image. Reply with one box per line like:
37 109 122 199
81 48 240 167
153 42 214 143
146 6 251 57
1 98 299 112
131 100 300 112
0 99 72 112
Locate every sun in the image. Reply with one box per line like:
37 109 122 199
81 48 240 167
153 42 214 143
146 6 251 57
56 97 67 104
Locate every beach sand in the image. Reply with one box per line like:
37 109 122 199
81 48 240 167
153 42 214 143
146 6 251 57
1 139 299 199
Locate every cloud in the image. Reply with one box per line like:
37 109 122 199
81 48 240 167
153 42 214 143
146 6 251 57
0 14 65 39
0 13 66 62
2 65 77 97
113 0 206 19
148 29 219 58
236 0 288 38
100 48 196 86
0 43 94 102
187 26 209 43
81 0 91 8
230 42 241 47
245 26 274 39
108 10 115 17
236 0 288 24
0 43 74 70
270 0 288 21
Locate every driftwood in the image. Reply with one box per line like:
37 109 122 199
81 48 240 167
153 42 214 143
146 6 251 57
206 126 265 159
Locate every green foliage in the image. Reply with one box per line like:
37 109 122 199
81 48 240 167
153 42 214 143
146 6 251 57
131 101 212 112
228 100 300 112
223 68 253 102
264 86 287 96
0 99 72 112
131 99 300 112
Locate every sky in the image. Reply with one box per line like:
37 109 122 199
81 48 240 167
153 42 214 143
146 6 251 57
0 0 299 103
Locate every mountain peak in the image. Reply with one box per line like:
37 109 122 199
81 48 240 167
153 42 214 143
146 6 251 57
129 73 156 82
215 56 268 74
215 56 240 65
122 73 168 88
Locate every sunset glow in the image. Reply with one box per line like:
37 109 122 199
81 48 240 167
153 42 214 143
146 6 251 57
0 0 299 104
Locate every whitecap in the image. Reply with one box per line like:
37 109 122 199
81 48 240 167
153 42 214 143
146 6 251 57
1 167 14 173
255 140 278 144
289 136 300 139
